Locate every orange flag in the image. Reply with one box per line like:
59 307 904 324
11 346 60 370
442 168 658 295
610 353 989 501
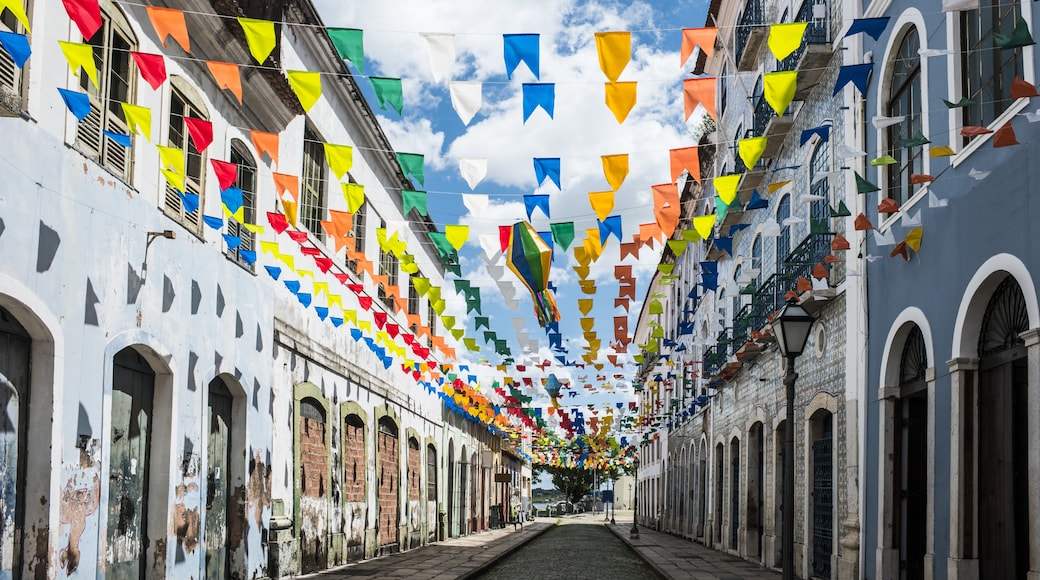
652 183 680 238
993 121 1019 147
272 172 299 202
251 130 279 166
146 7 190 52
681 27 717 65
639 222 662 247
207 61 242 104
669 146 700 184
683 77 716 121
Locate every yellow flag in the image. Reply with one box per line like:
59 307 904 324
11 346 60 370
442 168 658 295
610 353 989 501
328 294 342 309
930 145 955 157
767 22 808 61
432 298 446 315
445 224 469 250
427 286 441 303
768 179 792 194
260 241 279 255
764 70 798 116
442 315 456 329
283 200 298 226
312 281 329 297
412 277 430 296
238 18 276 64
121 103 152 141
358 320 371 333
324 143 353 179
905 227 923 252
580 317 595 332
58 41 97 87
343 182 364 213
578 299 594 315
601 154 629 191
588 190 615 222
277 253 295 270
243 223 264 234
594 31 631 82
738 136 768 170
343 309 358 326
713 174 741 204
584 227 604 261
604 82 637 124
681 229 701 243
296 269 313 279
0 0 30 32
155 145 185 173
223 203 245 223
160 169 185 192
693 214 716 239
287 70 321 112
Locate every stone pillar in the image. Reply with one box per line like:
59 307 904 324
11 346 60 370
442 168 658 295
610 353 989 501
876 388 898 580
947 357 979 580
1021 329 1040 580
925 367 937 579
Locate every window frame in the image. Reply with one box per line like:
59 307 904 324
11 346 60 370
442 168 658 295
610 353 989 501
884 27 924 208
227 139 257 270
377 218 398 309
301 123 328 240
809 140 831 226
163 79 208 233
959 0 1024 131
0 0 30 110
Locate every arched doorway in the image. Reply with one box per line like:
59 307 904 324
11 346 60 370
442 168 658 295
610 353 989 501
426 444 437 542
773 420 787 568
342 412 366 562
810 410 834 579
458 445 468 536
747 422 765 561
976 275 1029 578
729 436 740 550
377 416 400 551
106 347 157 578
893 326 928 579
406 437 421 547
446 440 455 537
204 377 234 579
297 395 328 573
698 441 707 540
0 304 30 577
714 442 724 545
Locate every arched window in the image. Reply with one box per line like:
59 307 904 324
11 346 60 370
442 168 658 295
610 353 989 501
76 2 137 182
809 142 830 228
899 326 927 387
164 78 209 231
228 140 257 267
751 235 763 290
960 0 1024 131
978 274 1028 358
776 195 791 273
886 28 923 207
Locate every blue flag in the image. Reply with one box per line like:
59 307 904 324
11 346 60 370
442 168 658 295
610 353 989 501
503 34 539 79
844 17 890 41
0 32 30 68
58 88 91 121
598 215 623 243
534 157 561 188
524 194 550 220
522 83 555 122
833 63 873 96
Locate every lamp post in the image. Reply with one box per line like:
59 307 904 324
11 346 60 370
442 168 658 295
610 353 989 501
630 456 640 539
610 476 616 525
773 300 816 580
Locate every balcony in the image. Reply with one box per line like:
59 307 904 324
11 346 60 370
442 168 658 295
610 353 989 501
735 0 768 72
703 343 727 377
777 0 836 100
754 92 795 159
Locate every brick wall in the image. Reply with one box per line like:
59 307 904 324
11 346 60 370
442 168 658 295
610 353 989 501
343 420 365 503
300 417 327 498
377 432 399 545
408 443 421 501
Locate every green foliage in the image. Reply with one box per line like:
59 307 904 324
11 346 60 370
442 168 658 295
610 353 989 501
545 466 595 504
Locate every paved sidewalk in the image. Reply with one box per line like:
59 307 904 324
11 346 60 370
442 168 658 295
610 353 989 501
607 520 782 580
300 519 554 579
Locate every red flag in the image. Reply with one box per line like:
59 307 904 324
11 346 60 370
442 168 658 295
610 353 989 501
130 52 166 90
184 117 213 153
210 160 238 191
62 0 102 40
499 225 511 253
266 212 288 234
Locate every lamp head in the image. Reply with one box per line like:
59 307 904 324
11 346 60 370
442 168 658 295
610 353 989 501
774 300 815 358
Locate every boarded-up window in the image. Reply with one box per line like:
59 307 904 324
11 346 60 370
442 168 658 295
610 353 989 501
408 438 421 501
299 398 326 498
343 414 365 503
426 445 437 502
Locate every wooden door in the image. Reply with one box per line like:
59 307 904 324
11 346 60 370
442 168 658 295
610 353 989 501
896 395 927 580
107 348 155 580
0 306 30 578
205 379 233 579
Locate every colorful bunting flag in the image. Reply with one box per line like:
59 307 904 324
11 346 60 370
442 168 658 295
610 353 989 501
211 160 238 191
121 103 151 141
324 143 353 179
0 0 30 32
683 77 716 121
327 28 364 72
0 31 29 68
844 17 890 41
250 130 279 166
669 146 700 184
449 82 481 125
397 152 425 186
522 83 555 122
601 154 629 191
550 222 575 250
834 63 873 96
681 27 716 65
238 17 276 64
207 61 242 103
534 158 561 189
402 190 428 216
588 191 615 222
594 31 631 82
58 41 97 87
370 77 403 115
604 81 637 123
738 136 768 170
146 6 188 52
57 88 90 120
764 70 797 115
61 0 101 40
184 117 212 153
287 70 321 112
713 174 741 205
504 34 539 79
419 33 454 81
767 22 807 61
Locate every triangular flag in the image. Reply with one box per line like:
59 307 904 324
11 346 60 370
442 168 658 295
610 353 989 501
287 70 321 112
238 18 276 64
522 83 555 122
445 225 469 251
764 70 798 115
251 130 279 166
449 82 482 126
767 22 807 61
402 190 428 217
1011 76 1039 99
551 222 575 250
0 31 29 68
121 103 151 141
62 0 101 40
145 7 188 52
57 88 90 120
207 61 242 104
420 33 455 82
503 34 539 79
211 160 238 191
156 145 185 173
589 191 615 222
834 63 873 96
58 41 98 87
669 146 700 184
713 174 741 205
370 77 403 115
854 213 874 230
183 117 213 153
602 154 629 191
994 16 1035 50
693 213 716 238
653 183 680 238
0 0 30 32
397 153 424 186
273 172 299 202
930 145 955 157
604 81 637 124
524 194 550 220
844 17 890 41
683 77 716 121
738 136 767 170
855 171 879 193
459 158 487 189
534 158 562 189
324 143 353 179
594 31 631 82
993 121 1019 147
327 28 364 72
681 27 716 65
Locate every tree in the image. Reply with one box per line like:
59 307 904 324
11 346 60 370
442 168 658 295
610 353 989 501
543 466 594 504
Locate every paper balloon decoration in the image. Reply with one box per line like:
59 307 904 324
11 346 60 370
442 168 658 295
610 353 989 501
545 373 562 398
505 221 561 327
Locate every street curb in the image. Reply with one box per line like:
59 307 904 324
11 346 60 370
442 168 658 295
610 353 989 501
457 520 559 580
605 523 669 580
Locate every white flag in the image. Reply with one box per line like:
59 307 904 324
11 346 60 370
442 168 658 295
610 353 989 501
900 210 922 226
928 190 949 208
419 33 455 82
459 158 488 190
872 115 905 129
449 82 482 125
942 0 979 12
873 229 896 247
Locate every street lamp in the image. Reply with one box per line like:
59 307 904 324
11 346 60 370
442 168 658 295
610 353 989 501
630 456 640 539
774 300 816 580
610 476 616 525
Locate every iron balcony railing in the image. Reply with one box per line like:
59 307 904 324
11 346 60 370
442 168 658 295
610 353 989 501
703 344 726 376
778 0 831 71
731 303 761 355
735 0 764 67
753 94 773 136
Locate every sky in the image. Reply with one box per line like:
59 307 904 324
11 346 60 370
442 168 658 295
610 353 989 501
312 0 711 419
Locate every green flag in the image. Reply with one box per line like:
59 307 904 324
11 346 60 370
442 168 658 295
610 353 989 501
550 222 575 250
397 152 425 187
428 231 453 259
830 200 851 217
994 16 1035 50
402 189 427 216
370 77 403 115
327 28 364 72
855 171 880 193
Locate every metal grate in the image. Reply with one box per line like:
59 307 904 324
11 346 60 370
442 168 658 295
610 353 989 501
978 274 1028 358
899 326 928 385
811 420 833 578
